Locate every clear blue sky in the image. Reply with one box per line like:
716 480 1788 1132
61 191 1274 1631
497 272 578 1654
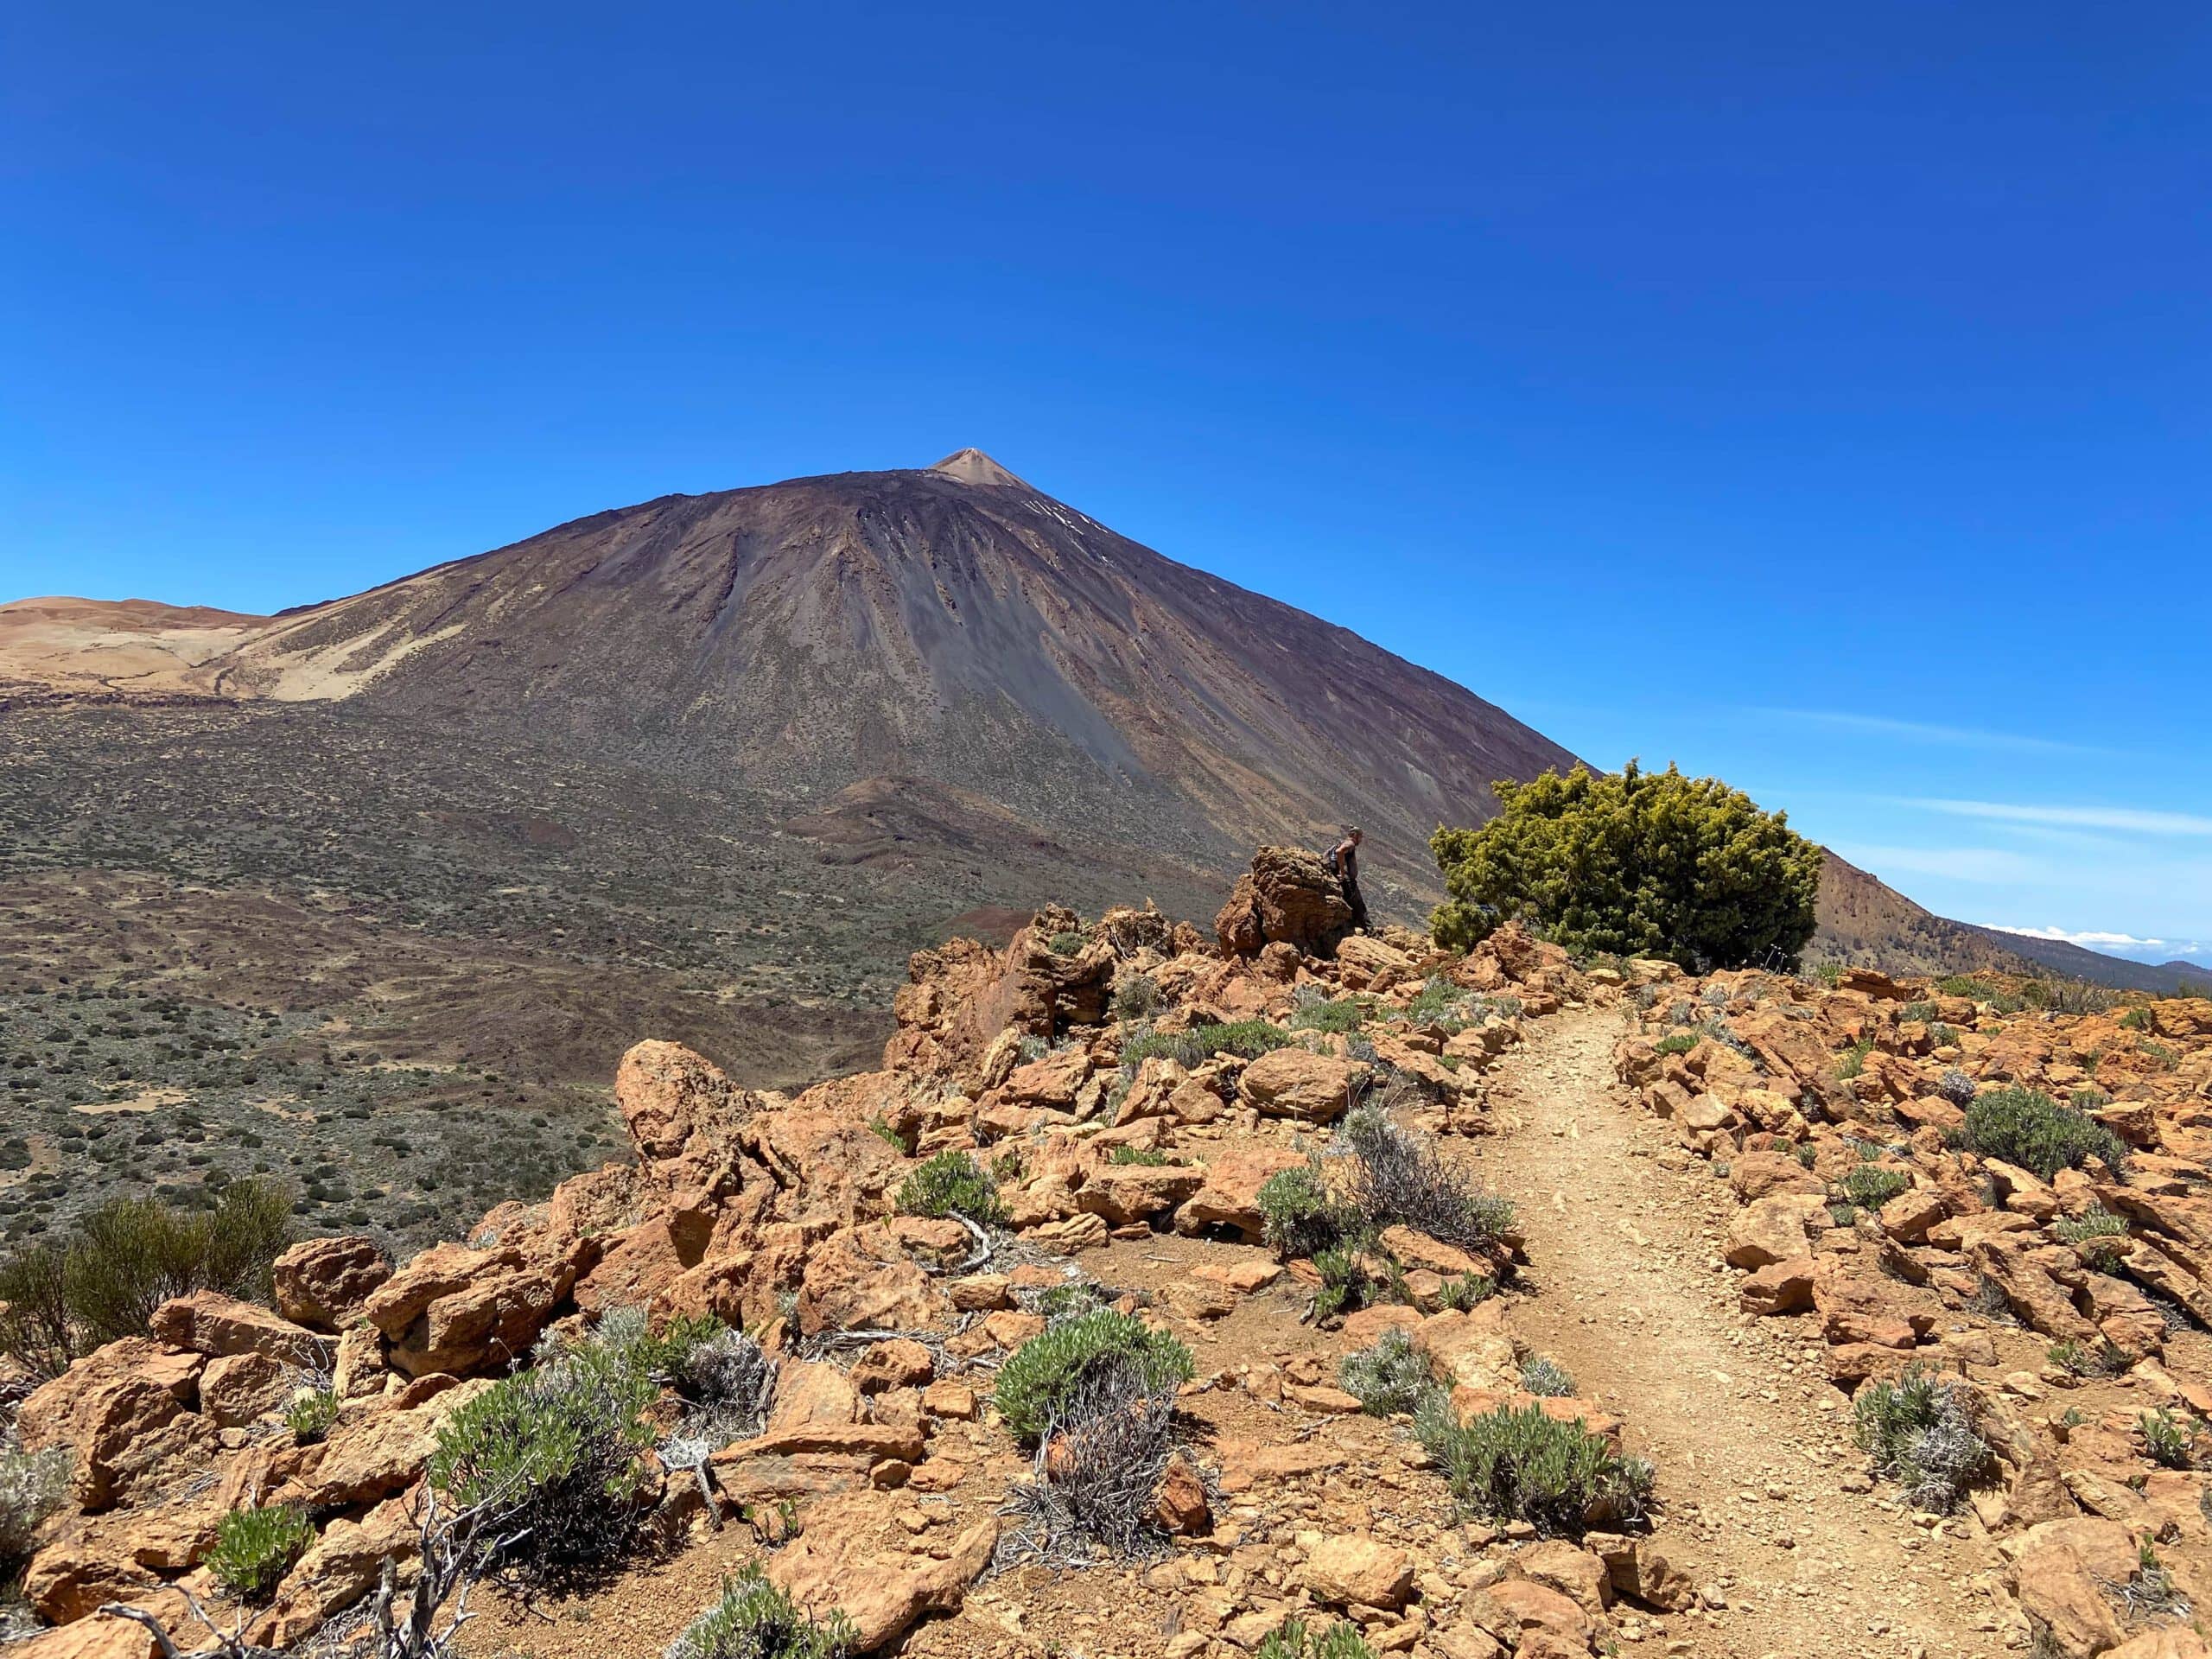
4 3 2209 960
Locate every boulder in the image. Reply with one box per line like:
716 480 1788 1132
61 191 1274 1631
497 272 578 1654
295 1382 489 1506
1739 1255 1816 1316
6 1609 164 1659
149 1290 332 1370
1076 1163 1205 1225
2012 1517 2138 1658
615 1039 761 1211
16 1339 203 1511
1304 1535 1414 1609
1512 1539 1611 1614
271 1235 392 1331
850 1339 934 1394
1238 1049 1367 1122
1215 847 1355 958
796 1227 948 1334
245 1492 417 1649
1723 1193 1827 1269
1153 1453 1211 1534
1727 1151 1824 1203
766 1500 997 1652
1175 1143 1309 1241
200 1350 296 1427
1336 934 1413 988
362 1238 579 1377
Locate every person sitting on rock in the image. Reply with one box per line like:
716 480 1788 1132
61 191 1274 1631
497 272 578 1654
1325 828 1369 934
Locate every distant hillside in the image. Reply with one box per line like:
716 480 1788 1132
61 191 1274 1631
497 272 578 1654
0 449 2181 1250
1955 928 2212 996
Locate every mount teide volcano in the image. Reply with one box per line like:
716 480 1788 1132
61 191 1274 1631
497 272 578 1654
190 448 1573 894
0 449 2133 1244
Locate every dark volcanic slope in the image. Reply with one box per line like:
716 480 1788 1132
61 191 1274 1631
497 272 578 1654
213 451 1576 893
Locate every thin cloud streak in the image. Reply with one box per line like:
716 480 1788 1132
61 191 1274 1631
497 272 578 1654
1831 843 2044 884
1992 925 2167 948
1745 708 2131 759
1904 799 2212 836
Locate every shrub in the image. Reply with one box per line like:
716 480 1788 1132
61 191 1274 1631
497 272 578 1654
0 1179 296 1370
1956 1087 2127 1180
1311 1245 1399 1323
207 1503 314 1602
1338 1100 1516 1262
0 1243 73 1378
2053 1205 2132 1272
1901 1001 1938 1025
1122 1020 1293 1069
0 1444 70 1567
1255 1618 1376 1659
666 1564 858 1659
1106 1145 1173 1166
1288 991 1370 1035
1835 1040 1873 1081
1000 1359 1181 1564
895 1152 1007 1226
1256 1166 1358 1261
1851 1367 1993 1511
1428 761 1822 971
1519 1356 1575 1398
283 1388 340 1446
992 1310 1193 1445
671 1325 779 1445
2141 1409 2196 1470
2047 1338 2130 1379
1653 1033 1696 1057
1109 973 1160 1021
1437 1272 1497 1312
2120 1007 2153 1032
1414 1396 1653 1536
1936 1068 1978 1108
1840 1165 1911 1211
1338 1330 1436 1417
1046 930 1088 957
1034 1281 1110 1322
428 1333 656 1590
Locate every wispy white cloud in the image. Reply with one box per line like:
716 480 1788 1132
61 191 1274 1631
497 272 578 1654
1985 925 2212 965
1832 843 2043 884
1902 799 2212 836
1991 925 2168 948
1748 709 2126 758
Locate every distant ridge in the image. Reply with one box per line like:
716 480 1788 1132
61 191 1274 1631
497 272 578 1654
0 453 2180 992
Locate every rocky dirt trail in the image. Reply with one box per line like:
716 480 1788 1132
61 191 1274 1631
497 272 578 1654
1476 1007 2016 1659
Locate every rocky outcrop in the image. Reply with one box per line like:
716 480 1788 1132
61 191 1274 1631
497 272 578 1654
1214 846 1354 957
270 1235 391 1331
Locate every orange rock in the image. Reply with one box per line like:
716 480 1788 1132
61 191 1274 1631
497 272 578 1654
1152 1453 1211 1534
1214 847 1354 957
1739 1255 1816 1316
1723 1193 1827 1269
1077 1163 1205 1225
1238 1049 1366 1122
850 1338 935 1393
766 1499 996 1651
270 1235 392 1331
1512 1538 1611 1613
149 1290 331 1369
200 1350 294 1428
614 1038 762 1210
1305 1535 1414 1608
16 1339 203 1512
1175 1143 1309 1241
